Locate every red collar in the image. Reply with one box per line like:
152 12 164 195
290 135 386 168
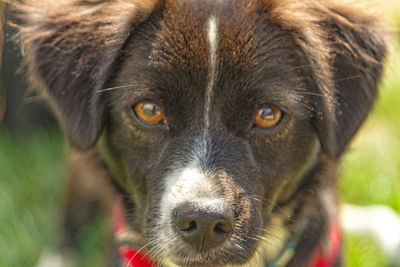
310 220 342 267
112 198 157 267
112 198 341 267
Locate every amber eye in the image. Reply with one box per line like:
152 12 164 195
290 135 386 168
254 105 283 129
134 101 163 124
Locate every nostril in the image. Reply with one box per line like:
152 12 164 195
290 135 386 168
175 209 198 232
214 221 233 234
183 220 197 232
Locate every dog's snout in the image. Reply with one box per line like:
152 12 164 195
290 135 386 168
174 203 234 252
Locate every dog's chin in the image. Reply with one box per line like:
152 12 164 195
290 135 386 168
159 255 249 267
149 239 256 267
163 258 231 267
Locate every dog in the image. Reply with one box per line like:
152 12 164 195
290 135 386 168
12 0 386 266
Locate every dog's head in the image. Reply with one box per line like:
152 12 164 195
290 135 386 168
15 0 386 265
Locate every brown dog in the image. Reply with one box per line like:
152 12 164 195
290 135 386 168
12 0 386 266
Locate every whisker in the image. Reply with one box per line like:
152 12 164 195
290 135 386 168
255 234 269 242
256 228 286 244
335 74 361 82
146 238 170 261
267 64 312 77
96 84 140 93
126 242 152 267
295 91 324 97
249 194 284 212
138 240 162 263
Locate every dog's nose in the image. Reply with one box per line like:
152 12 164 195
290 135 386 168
174 203 234 252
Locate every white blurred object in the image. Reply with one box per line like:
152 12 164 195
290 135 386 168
36 249 77 267
341 204 400 266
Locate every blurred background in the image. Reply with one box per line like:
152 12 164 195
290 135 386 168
0 0 399 266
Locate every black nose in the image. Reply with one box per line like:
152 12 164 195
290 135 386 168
174 202 234 252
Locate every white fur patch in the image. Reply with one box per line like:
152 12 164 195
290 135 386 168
205 15 218 132
159 164 221 227
157 163 223 264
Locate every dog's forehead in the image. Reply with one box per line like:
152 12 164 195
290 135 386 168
116 0 307 123
145 0 304 95
152 0 284 68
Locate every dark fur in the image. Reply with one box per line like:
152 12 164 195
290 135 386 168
11 0 386 266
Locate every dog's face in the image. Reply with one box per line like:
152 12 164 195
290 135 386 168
16 0 385 266
101 2 321 264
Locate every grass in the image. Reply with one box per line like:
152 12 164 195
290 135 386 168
345 234 389 267
0 129 107 266
0 129 64 266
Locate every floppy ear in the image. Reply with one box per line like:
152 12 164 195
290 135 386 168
315 3 387 158
13 0 157 149
272 1 387 158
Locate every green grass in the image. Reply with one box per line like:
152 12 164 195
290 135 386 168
345 234 389 267
0 129 64 266
0 129 107 266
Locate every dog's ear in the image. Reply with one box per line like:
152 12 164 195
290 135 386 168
316 3 386 158
272 1 387 158
12 0 158 149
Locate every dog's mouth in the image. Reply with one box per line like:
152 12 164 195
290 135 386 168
113 193 310 267
141 219 260 266
147 201 266 266
148 241 257 267
114 226 254 267
113 196 266 266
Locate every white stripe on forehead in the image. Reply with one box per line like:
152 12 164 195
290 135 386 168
205 15 218 133
195 15 219 163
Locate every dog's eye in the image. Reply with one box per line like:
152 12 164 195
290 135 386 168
254 105 283 129
134 101 164 124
